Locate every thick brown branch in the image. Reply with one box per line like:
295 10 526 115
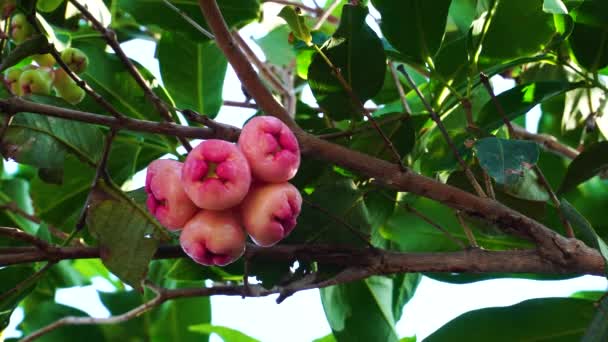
1 243 604 275
198 0 595 268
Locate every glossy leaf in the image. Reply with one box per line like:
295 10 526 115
152 295 212 342
543 0 569 14
308 5 386 120
158 31 227 118
190 324 259 342
321 275 419 342
582 294 608 341
569 0 608 71
372 0 452 64
426 298 595 341
559 141 608 193
278 6 312 46
477 81 585 132
474 137 539 185
86 182 167 290
0 266 35 330
560 199 608 274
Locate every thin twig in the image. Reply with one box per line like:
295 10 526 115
67 0 192 152
312 0 340 30
232 31 290 96
0 203 76 243
482 171 496 199
74 129 117 232
0 262 55 306
479 72 514 137
511 124 579 160
0 226 52 251
455 211 479 248
388 61 412 117
313 45 406 170
162 0 214 39
397 65 487 197
532 165 575 238
317 113 412 140
401 203 467 249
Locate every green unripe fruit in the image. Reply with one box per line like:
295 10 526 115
10 13 34 44
60 48 89 74
33 53 56 68
1 0 16 18
53 69 85 104
5 68 22 94
36 0 64 13
18 69 53 96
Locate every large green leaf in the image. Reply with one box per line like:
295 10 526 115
151 295 212 342
477 81 585 132
558 141 608 193
426 298 595 341
477 0 556 62
308 5 386 120
349 113 415 163
19 301 105 342
255 25 297 67
189 324 259 342
0 178 38 236
98 290 146 340
0 266 36 331
474 137 539 185
117 0 261 42
320 274 419 342
568 0 608 71
1 106 103 170
583 295 608 341
158 31 227 118
86 182 167 290
560 199 608 274
372 0 452 64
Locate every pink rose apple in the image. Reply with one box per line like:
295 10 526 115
238 116 300 183
182 139 251 210
180 209 246 266
240 182 302 247
145 159 197 230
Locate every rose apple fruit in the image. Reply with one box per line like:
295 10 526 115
182 139 251 210
145 159 198 230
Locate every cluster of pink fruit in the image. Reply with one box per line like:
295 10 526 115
145 116 303 266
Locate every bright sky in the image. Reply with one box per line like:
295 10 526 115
4 2 608 341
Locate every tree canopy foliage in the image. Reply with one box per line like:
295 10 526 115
1 0 608 341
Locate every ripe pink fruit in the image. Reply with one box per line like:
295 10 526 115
240 182 302 247
145 159 197 230
182 139 251 210
238 116 300 183
180 210 246 266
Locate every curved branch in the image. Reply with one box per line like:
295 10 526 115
197 0 594 268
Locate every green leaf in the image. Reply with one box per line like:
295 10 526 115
313 333 337 342
582 294 608 341
0 178 38 235
569 0 608 71
501 169 550 202
158 31 227 118
349 114 415 163
278 6 312 46
558 141 608 193
474 137 539 185
372 0 452 64
477 0 556 62
117 0 261 42
560 199 608 274
308 5 386 120
37 0 64 12
425 298 595 342
98 290 146 340
255 25 297 66
151 290 211 342
1 108 103 170
19 302 106 342
0 266 36 331
86 182 167 290
287 178 371 246
0 35 50 72
320 275 419 342
543 0 569 14
189 324 260 342
477 81 585 132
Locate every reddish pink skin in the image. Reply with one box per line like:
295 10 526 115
179 209 246 266
182 140 252 210
238 116 300 183
240 182 302 247
145 159 198 230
